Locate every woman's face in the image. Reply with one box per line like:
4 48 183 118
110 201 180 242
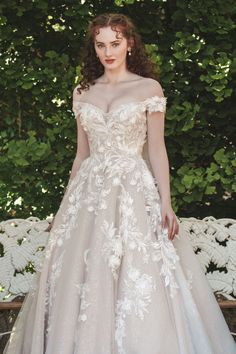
94 26 130 70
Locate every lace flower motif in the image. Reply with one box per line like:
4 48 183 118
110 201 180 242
75 282 91 322
101 220 124 280
115 262 157 354
151 227 180 298
142 96 167 114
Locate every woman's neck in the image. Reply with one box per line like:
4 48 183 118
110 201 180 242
97 67 138 85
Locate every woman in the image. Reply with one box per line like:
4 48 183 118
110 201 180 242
4 12 236 354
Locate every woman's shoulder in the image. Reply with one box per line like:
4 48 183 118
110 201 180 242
73 83 89 101
141 77 165 98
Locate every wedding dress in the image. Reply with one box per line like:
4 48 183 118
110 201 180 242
3 94 236 354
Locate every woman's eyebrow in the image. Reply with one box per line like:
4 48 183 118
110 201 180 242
95 39 122 44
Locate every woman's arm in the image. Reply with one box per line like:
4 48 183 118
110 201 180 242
46 86 90 231
146 81 179 240
66 86 90 183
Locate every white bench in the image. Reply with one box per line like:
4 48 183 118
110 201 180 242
0 216 235 347
0 216 235 308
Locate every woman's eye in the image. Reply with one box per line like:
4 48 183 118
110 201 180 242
96 43 119 49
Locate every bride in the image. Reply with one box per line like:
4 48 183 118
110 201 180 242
4 12 236 354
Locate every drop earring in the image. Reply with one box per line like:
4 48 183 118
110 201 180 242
128 49 131 56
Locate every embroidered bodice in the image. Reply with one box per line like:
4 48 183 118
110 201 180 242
72 95 167 160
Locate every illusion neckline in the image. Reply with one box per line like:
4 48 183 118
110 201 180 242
76 95 166 116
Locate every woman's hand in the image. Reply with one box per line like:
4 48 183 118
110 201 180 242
45 217 55 232
161 202 179 240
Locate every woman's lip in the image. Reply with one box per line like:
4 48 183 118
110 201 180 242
105 59 115 63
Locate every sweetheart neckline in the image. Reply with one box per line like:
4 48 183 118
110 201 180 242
76 95 166 116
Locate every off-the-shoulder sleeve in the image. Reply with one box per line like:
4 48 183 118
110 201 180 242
72 100 82 119
144 96 167 114
72 84 85 118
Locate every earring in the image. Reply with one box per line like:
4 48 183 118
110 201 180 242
128 50 131 56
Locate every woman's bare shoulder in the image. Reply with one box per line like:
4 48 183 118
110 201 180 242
142 78 164 97
73 84 89 101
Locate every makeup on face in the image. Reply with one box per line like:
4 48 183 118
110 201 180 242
94 27 128 67
105 59 116 64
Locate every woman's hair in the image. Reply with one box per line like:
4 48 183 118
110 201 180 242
77 13 158 92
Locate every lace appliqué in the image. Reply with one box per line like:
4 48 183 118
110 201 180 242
73 282 92 349
141 96 167 114
72 95 167 120
119 187 151 264
101 220 124 280
45 250 66 339
186 269 193 290
44 172 87 260
75 282 91 322
151 228 180 298
115 260 157 354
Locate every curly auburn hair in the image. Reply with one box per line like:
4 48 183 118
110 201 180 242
77 13 159 93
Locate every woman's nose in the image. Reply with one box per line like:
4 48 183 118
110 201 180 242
105 47 112 56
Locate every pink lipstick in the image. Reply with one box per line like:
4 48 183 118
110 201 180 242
105 59 115 64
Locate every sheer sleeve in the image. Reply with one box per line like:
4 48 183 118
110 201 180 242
144 96 167 114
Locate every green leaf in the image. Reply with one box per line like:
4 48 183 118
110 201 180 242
45 50 57 59
22 82 33 89
205 186 216 195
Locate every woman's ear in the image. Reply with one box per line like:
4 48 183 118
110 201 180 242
127 36 135 50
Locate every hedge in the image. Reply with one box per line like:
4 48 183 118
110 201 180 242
0 0 235 220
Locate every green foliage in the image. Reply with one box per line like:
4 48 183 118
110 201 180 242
0 0 235 219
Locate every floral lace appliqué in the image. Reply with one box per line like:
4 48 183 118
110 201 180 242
101 220 124 280
151 228 180 298
115 260 157 354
